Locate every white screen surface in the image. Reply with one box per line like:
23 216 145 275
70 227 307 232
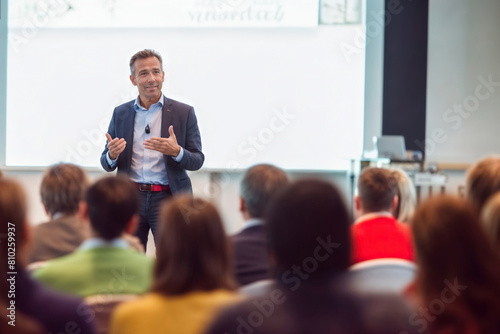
6 1 365 170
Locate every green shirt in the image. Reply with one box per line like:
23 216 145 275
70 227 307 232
33 246 154 298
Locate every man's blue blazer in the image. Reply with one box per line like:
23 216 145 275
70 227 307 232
100 96 204 194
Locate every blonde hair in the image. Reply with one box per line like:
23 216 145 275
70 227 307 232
481 192 500 256
390 168 416 223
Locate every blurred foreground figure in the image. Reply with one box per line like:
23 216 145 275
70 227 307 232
408 195 500 334
0 178 96 333
206 179 422 334
110 196 239 334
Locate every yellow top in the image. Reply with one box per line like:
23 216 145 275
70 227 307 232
109 290 239 334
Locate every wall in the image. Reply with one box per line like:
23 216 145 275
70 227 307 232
426 0 500 164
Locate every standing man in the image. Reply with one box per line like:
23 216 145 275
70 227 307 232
100 49 204 249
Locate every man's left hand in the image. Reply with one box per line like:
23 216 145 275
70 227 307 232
144 125 181 157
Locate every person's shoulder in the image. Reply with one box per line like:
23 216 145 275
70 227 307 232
23 273 96 333
32 250 82 278
164 96 194 112
113 100 135 113
111 293 161 320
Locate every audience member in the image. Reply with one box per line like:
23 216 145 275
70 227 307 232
409 195 500 334
206 179 421 334
465 155 500 212
0 178 96 333
232 164 289 286
480 191 500 256
29 163 90 263
33 176 153 297
351 167 413 264
391 167 416 223
109 196 238 334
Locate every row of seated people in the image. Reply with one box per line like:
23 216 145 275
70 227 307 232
2 156 500 334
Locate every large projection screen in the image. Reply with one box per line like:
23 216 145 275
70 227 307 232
6 0 366 171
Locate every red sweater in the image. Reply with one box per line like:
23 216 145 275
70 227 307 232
351 215 414 264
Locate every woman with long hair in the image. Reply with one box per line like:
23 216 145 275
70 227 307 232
409 195 500 334
109 195 238 334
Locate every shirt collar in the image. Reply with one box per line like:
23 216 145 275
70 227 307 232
79 237 129 251
51 212 65 220
244 218 264 229
134 93 164 111
353 211 394 225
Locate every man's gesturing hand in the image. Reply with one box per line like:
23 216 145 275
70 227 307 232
106 133 126 160
144 125 181 157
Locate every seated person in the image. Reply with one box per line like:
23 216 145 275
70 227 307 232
33 176 153 297
481 192 500 256
351 167 413 264
29 163 90 263
466 155 500 213
390 167 416 223
0 178 96 333
408 196 500 333
232 164 289 286
207 179 420 334
109 195 239 334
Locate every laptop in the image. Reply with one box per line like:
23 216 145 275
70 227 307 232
374 136 407 160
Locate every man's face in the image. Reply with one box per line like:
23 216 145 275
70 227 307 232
130 56 164 102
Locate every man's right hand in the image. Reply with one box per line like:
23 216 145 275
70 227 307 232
106 133 126 160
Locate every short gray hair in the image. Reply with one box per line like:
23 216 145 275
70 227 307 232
129 49 163 76
240 164 289 218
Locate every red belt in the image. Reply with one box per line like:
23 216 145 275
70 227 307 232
135 183 170 192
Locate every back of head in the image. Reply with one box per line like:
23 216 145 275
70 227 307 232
412 195 500 331
153 195 234 295
40 163 89 217
466 155 500 212
86 176 139 240
390 168 416 222
481 192 500 256
266 179 351 282
358 167 397 213
240 164 289 218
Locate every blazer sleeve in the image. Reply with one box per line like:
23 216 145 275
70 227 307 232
100 109 118 172
176 107 204 171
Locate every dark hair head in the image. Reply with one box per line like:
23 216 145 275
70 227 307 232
86 176 139 240
266 179 351 279
466 155 500 212
129 49 163 77
152 195 235 295
357 167 397 212
240 164 289 218
412 195 500 331
40 163 89 216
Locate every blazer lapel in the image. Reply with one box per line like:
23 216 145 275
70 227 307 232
119 101 135 171
161 96 173 138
